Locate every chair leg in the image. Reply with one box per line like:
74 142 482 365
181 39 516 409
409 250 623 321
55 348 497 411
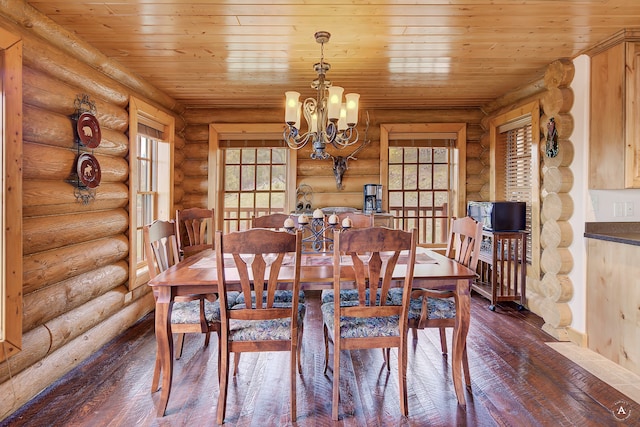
233 352 241 375
175 333 186 359
323 324 330 374
384 348 391 371
204 331 211 348
398 341 408 416
216 342 230 424
216 330 222 381
297 323 304 374
439 328 448 355
411 325 418 340
290 335 297 421
332 341 340 421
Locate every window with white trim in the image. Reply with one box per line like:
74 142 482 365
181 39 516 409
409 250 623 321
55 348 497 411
128 97 174 289
388 141 455 245
497 119 533 262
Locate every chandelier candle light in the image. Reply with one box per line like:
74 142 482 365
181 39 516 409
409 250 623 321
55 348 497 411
284 31 361 160
284 208 352 253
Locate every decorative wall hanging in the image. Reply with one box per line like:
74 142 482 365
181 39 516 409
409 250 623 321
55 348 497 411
295 184 314 213
545 117 559 158
70 94 102 204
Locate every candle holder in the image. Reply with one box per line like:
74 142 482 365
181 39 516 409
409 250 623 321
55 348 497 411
284 209 351 253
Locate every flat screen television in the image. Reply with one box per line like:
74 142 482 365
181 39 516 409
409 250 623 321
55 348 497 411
467 201 526 231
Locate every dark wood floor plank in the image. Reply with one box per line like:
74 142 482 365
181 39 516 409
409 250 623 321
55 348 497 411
2 291 638 426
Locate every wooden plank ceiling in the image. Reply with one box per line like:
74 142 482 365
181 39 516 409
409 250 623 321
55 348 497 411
25 1 640 110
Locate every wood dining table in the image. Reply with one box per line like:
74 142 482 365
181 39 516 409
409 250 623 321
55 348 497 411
147 246 477 416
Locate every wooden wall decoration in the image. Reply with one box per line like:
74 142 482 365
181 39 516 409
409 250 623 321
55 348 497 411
70 94 102 204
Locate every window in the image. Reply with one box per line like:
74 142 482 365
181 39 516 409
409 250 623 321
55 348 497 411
221 146 288 232
388 143 454 245
498 119 534 262
128 97 174 289
135 130 172 266
380 123 467 247
490 101 540 279
0 29 22 360
208 124 296 233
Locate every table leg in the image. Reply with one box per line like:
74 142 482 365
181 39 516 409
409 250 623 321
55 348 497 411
452 278 471 407
155 289 174 417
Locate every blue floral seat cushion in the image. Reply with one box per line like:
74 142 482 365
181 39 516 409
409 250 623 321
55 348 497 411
387 288 456 321
170 291 239 324
321 301 400 338
227 302 305 342
320 288 382 305
234 289 305 306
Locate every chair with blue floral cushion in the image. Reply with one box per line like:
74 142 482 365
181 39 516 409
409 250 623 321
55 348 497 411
402 216 482 387
320 211 375 306
251 212 295 229
322 226 417 420
249 213 304 306
175 207 214 259
215 228 304 425
144 220 232 393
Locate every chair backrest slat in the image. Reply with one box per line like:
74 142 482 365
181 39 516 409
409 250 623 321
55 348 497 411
445 216 483 270
215 229 302 317
143 219 181 279
176 207 214 258
251 213 295 230
334 227 417 314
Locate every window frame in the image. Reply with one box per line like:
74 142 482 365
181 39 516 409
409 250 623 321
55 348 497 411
380 123 467 247
0 28 22 361
128 97 175 290
208 124 296 232
489 101 541 280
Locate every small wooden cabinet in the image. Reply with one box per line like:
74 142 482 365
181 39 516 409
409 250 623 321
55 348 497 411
472 230 527 310
589 35 640 189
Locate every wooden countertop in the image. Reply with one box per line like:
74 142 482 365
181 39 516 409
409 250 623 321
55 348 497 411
584 222 640 247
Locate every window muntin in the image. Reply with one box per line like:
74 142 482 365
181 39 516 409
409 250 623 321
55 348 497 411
135 135 159 266
388 143 454 245
221 146 288 233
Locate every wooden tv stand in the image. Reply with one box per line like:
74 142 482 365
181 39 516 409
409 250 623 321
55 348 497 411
472 230 527 311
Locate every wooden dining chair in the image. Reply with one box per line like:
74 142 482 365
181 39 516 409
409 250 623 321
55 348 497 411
175 207 214 258
247 213 305 307
321 212 375 306
336 211 374 228
251 212 296 229
215 228 304 424
322 227 417 420
404 216 483 386
143 219 224 393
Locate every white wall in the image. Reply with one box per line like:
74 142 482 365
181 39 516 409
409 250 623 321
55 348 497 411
568 54 589 335
568 54 640 338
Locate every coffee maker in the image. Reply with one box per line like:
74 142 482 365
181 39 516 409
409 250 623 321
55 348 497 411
363 184 383 213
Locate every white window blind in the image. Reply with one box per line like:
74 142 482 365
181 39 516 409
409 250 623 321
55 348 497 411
499 122 533 263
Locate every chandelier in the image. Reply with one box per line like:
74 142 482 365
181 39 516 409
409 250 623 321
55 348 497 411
284 31 361 160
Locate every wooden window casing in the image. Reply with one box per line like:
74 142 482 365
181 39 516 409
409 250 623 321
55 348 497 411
489 101 541 280
380 123 467 248
128 97 174 290
208 124 297 233
0 28 22 362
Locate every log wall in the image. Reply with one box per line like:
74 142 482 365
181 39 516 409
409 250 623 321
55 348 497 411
0 8 183 418
482 59 576 341
181 108 486 211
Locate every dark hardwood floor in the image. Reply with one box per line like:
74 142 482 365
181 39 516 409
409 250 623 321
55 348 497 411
3 291 637 426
